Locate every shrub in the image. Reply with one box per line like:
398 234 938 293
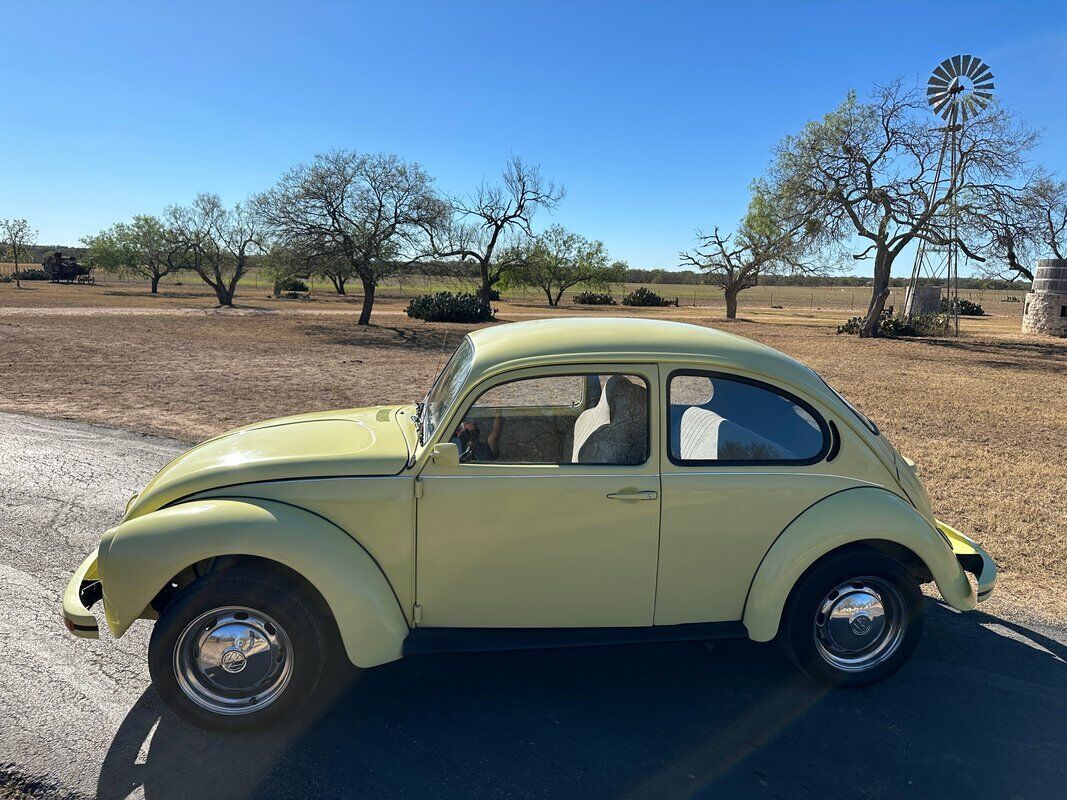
1001 295 1020 303
406 291 494 323
573 291 616 305
622 287 670 307
278 277 309 293
940 297 984 316
13 269 49 281
0 274 10 283
837 310 949 337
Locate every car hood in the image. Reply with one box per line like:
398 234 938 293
124 406 413 521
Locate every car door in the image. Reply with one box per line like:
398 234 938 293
654 368 867 625
415 364 661 629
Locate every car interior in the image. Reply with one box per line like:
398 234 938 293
455 371 824 466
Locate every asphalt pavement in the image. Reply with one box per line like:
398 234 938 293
0 411 1064 799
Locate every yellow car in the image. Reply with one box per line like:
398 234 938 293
62 318 995 730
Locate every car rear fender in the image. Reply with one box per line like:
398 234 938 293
97 498 409 667
742 486 974 642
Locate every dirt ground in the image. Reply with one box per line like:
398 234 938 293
1 278 1063 622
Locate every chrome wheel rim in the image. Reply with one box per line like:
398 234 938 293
173 606 294 715
813 577 906 673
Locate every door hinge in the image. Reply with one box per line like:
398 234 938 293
413 604 423 625
414 478 424 499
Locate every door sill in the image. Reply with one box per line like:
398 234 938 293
402 621 747 656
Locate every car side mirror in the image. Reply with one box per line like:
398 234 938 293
431 442 460 468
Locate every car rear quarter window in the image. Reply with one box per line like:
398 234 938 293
667 371 829 465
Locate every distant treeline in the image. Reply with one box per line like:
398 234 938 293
622 269 1029 291
410 261 1030 290
12 247 1031 291
4 244 91 264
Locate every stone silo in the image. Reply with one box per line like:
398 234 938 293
1022 259 1067 337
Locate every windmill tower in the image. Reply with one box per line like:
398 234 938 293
904 55 995 334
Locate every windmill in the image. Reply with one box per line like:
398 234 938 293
904 55 995 333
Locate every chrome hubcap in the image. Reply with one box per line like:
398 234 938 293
814 577 906 672
174 606 293 715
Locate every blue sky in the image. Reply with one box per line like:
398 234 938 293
2 1 1065 274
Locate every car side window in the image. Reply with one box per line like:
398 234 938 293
455 373 649 465
668 372 827 464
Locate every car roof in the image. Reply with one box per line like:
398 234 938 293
465 317 825 395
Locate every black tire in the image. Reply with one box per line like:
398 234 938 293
780 548 924 687
148 567 332 732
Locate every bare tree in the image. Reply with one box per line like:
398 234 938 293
766 81 1036 336
680 191 817 318
260 151 441 324
82 215 184 293
431 156 565 299
1 218 38 288
513 224 625 306
972 173 1067 282
167 193 262 306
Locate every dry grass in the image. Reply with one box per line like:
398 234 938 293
0 278 1062 623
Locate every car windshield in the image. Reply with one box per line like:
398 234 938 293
422 338 475 443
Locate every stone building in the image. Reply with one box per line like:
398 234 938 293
1022 259 1067 337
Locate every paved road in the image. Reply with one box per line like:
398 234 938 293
1 411 1064 800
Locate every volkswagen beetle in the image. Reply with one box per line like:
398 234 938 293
62 318 995 730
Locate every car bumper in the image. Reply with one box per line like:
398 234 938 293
936 520 996 602
62 549 103 638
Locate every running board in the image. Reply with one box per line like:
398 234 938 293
402 621 747 656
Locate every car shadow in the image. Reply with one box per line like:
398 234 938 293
97 603 1066 800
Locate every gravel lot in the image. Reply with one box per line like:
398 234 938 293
1 411 1064 799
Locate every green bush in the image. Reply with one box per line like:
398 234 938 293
573 291 616 305
278 277 309 293
0 274 11 283
13 269 49 281
837 310 949 337
622 287 670 307
940 297 984 316
406 292 494 323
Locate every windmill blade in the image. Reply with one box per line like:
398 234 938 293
973 91 994 103
969 60 991 81
932 95 954 118
933 62 953 82
960 54 974 77
929 75 950 90
951 54 964 75
974 80 995 91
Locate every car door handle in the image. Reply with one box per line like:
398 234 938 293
606 490 658 501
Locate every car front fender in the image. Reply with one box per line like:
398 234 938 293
97 498 410 668
742 487 974 642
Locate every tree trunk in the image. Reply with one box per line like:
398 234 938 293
14 253 19 289
150 274 160 294
214 285 234 306
358 277 375 325
545 287 556 306
724 286 739 319
329 274 346 295
860 248 893 338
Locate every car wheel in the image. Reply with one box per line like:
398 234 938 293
780 549 924 686
148 567 330 732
